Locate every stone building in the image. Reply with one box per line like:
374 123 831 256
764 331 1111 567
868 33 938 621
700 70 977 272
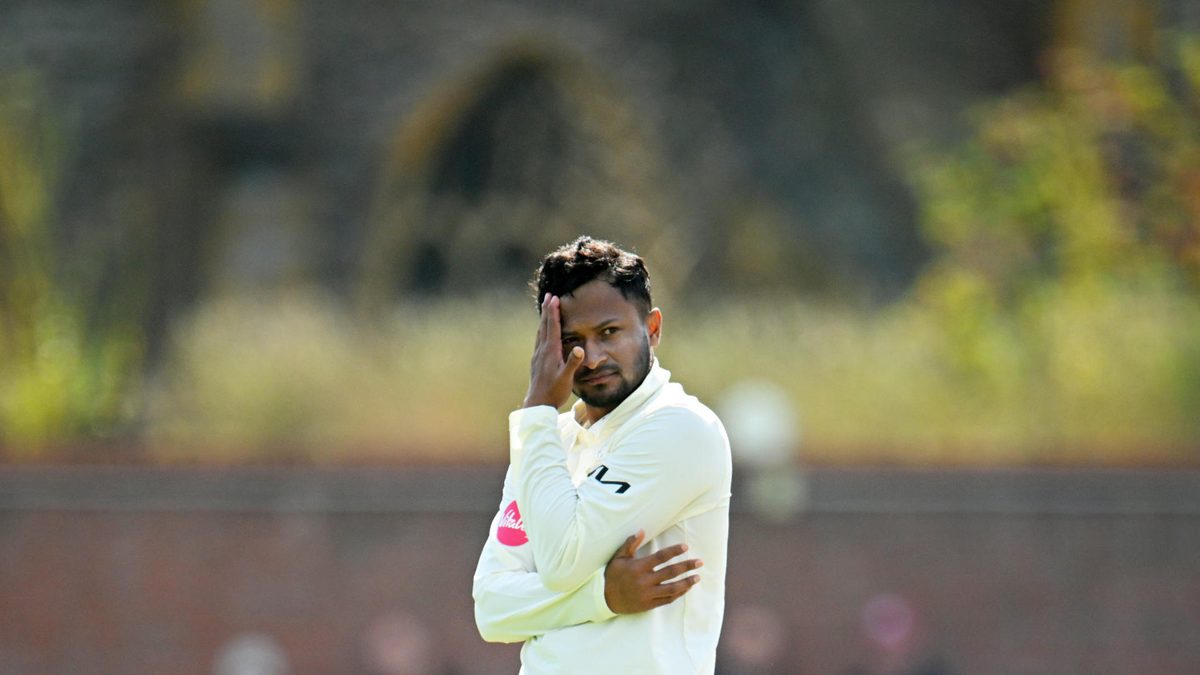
2 0 1187 353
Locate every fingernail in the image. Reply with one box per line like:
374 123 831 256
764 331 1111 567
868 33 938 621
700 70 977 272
690 576 700 584
695 560 704 568
680 544 688 552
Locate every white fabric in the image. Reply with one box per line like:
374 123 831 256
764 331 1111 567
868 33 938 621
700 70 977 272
473 361 732 674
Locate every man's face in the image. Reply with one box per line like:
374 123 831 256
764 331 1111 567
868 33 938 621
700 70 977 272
557 279 661 417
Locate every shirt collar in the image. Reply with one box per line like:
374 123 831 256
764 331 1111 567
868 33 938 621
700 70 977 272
571 358 670 441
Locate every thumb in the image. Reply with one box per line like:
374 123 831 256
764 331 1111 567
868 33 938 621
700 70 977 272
613 529 645 560
564 346 585 372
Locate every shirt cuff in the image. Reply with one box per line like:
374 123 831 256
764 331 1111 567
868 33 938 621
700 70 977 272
588 566 618 621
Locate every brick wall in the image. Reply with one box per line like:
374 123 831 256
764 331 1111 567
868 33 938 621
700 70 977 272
1 466 1197 674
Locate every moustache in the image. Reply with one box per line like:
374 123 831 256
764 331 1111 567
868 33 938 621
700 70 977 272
576 367 620 383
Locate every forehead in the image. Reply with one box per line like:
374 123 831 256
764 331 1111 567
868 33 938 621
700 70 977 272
559 280 641 330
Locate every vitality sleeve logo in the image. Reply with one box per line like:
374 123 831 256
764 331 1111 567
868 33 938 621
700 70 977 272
497 500 528 546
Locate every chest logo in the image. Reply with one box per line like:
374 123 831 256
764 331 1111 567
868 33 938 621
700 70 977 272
497 500 528 546
587 465 631 494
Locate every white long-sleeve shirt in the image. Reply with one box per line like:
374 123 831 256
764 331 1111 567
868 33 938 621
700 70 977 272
473 360 732 674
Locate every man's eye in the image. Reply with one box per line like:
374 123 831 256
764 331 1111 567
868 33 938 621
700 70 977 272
602 327 619 336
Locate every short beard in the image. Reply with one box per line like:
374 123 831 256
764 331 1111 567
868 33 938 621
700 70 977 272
575 334 652 411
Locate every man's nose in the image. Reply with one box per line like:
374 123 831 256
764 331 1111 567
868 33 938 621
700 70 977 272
583 340 608 370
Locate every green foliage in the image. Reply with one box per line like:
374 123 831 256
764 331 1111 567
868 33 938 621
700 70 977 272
0 71 140 453
902 37 1200 454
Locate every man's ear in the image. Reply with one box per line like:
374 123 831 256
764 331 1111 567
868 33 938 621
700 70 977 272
646 308 663 348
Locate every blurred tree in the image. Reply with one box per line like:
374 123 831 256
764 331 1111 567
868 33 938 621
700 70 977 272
1054 0 1160 61
0 71 141 453
905 29 1200 444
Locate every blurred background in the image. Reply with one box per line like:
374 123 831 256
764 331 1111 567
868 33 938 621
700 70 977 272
1 0 1198 672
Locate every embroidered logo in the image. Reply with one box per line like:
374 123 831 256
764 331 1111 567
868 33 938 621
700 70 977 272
497 500 528 546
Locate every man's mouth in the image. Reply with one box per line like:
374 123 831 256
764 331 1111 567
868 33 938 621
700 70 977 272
578 370 618 385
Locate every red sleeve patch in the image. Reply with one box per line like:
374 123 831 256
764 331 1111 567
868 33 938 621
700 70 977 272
497 500 528 546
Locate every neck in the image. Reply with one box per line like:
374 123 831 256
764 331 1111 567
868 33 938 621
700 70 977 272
582 404 615 426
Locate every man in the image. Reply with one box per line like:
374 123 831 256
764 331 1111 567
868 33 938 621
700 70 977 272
472 236 732 673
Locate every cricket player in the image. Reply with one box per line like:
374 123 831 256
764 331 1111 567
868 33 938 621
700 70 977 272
473 236 732 673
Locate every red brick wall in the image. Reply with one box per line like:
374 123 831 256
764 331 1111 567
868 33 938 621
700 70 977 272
1 467 1197 674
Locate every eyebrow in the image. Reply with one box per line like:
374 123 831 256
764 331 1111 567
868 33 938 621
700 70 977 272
561 317 622 338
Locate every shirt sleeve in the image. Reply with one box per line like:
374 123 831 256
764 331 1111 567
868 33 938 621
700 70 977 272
472 467 618 643
510 404 725 592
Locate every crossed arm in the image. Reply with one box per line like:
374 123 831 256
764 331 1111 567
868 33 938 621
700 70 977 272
473 458 701 643
473 524 701 643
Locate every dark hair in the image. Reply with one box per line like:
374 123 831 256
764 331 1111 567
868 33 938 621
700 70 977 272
532 236 652 315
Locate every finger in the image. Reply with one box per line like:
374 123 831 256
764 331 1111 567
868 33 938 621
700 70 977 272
652 558 703 583
547 295 562 345
644 543 689 568
613 529 645 560
563 345 585 375
650 574 701 601
536 293 552 344
611 534 637 561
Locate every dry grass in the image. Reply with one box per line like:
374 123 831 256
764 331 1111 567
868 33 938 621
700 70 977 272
144 288 1200 466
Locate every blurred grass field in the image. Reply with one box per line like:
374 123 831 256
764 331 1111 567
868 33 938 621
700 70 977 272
138 285 1199 466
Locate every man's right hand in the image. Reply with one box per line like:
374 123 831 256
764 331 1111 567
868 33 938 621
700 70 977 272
522 294 585 410
604 530 703 614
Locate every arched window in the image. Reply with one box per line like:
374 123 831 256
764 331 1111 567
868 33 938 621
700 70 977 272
361 41 680 305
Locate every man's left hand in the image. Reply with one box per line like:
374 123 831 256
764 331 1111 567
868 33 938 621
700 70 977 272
604 530 703 614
